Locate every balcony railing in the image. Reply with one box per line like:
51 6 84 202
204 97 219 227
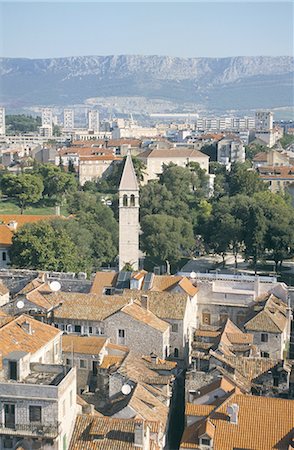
0 422 59 438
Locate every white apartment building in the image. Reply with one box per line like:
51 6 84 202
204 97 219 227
195 116 255 132
217 137 245 166
63 109 74 130
88 110 100 133
255 111 274 131
41 108 53 137
0 107 5 135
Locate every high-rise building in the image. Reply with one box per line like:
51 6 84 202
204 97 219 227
41 108 53 137
63 109 74 130
88 109 100 133
255 110 273 131
119 153 139 271
0 107 5 135
41 108 53 127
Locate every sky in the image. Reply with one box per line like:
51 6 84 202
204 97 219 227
0 1 293 59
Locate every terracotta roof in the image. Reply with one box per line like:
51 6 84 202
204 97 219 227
142 355 177 370
245 296 288 333
0 224 13 245
258 165 294 179
62 335 107 355
195 376 237 399
253 151 268 162
181 393 294 450
0 215 57 246
121 302 169 333
99 355 126 369
69 414 157 450
178 277 198 296
185 403 214 417
195 329 221 338
118 351 173 386
90 271 118 295
129 383 168 426
50 292 128 321
151 275 182 292
210 351 280 381
0 314 61 369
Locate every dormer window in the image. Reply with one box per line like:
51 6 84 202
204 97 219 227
200 437 211 446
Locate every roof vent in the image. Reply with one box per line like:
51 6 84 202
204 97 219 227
21 320 32 335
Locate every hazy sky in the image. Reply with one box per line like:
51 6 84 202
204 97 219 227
0 1 293 58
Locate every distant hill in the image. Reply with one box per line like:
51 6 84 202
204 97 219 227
0 55 293 112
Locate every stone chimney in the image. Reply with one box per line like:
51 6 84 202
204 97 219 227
134 422 144 448
21 320 32 335
227 403 239 425
141 295 149 310
7 220 18 232
150 352 158 365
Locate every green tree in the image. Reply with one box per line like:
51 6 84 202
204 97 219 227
1 173 44 214
245 142 268 161
5 114 41 135
35 164 77 204
140 214 194 265
9 220 80 272
228 163 267 196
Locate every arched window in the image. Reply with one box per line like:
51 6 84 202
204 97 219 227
123 194 128 207
174 348 179 358
130 194 135 206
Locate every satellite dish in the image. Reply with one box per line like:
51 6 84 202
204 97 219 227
121 384 132 395
16 300 24 309
190 271 197 279
49 281 61 292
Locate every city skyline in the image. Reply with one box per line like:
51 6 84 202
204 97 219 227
0 1 293 59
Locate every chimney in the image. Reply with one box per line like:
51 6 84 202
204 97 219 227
150 352 158 365
21 320 32 335
227 403 239 425
7 220 18 232
141 295 149 310
134 421 144 448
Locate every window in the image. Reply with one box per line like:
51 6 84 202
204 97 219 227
172 323 178 333
8 361 17 380
118 329 125 338
66 358 71 366
89 326 93 334
123 194 128 207
200 437 211 446
261 333 268 342
261 351 270 358
202 312 211 325
174 348 179 358
130 194 135 206
74 325 81 333
29 406 41 423
2 252 6 261
80 359 86 369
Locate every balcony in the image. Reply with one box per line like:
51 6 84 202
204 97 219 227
0 422 59 438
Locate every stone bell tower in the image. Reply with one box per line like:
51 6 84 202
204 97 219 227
118 153 139 271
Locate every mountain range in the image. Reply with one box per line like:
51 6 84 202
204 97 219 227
0 55 293 113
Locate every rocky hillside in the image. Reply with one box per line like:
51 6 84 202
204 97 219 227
0 55 293 111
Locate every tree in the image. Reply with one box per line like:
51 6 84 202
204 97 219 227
140 214 194 265
245 142 268 161
228 163 267 197
9 220 81 272
5 114 41 135
254 191 294 271
1 173 44 214
35 164 77 204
